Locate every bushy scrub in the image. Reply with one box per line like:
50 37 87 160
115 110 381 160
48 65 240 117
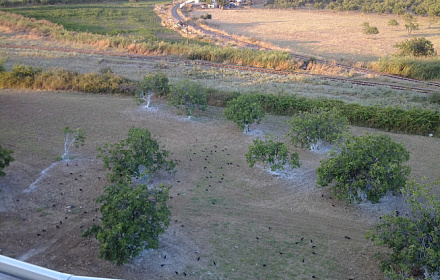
288 108 349 150
246 133 300 172
223 94 266 132
317 133 411 203
168 80 207 116
366 178 440 280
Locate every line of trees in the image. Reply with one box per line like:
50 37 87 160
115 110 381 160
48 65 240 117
265 0 440 16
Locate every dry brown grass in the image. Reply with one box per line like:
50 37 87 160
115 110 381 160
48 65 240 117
191 7 440 63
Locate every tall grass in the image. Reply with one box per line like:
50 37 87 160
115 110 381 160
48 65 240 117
0 65 136 94
370 57 440 81
0 10 298 70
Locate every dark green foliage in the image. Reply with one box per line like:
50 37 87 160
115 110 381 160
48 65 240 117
366 178 440 279
254 93 440 136
246 133 300 171
223 94 266 132
135 72 170 104
83 182 171 265
168 80 207 116
200 13 212 19
0 66 136 95
97 127 176 183
0 143 14 177
394 37 437 57
85 126 174 265
288 108 349 150
317 133 411 203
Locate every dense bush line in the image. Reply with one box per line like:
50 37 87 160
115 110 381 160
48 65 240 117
254 93 440 136
0 65 136 94
0 11 296 71
265 0 440 16
1 65 438 136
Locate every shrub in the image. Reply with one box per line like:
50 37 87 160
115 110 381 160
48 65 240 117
366 178 440 279
317 133 411 203
246 133 300 172
288 108 349 150
0 143 14 177
394 37 437 57
362 22 379 35
168 80 207 116
223 94 266 132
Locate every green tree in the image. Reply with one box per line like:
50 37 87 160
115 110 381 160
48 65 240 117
403 13 419 35
83 182 171 265
223 94 265 132
246 133 300 172
362 22 379 35
62 127 85 160
394 37 437 57
135 72 170 104
366 178 440 280
317 133 410 203
388 19 400 29
168 80 207 116
0 143 14 177
97 127 176 183
216 0 229 8
288 108 349 151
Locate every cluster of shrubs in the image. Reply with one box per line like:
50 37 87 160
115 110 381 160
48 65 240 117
2 66 439 136
0 65 136 95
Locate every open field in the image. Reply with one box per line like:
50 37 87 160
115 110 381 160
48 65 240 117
0 89 439 279
192 6 440 63
0 1 184 41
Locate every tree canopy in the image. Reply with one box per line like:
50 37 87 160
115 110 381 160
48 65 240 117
366 178 440 280
168 80 207 116
246 133 300 172
135 72 170 103
288 108 349 151
317 133 410 203
395 37 437 57
223 94 265 132
97 126 176 183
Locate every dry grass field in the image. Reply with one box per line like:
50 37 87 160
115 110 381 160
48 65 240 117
1 15 440 280
0 89 439 280
192 6 440 63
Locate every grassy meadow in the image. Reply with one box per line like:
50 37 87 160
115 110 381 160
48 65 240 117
1 1 184 41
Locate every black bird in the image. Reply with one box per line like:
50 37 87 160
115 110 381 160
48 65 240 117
262 264 266 267
175 271 178 275
345 236 351 240
310 239 313 243
302 258 305 263
312 245 316 248
256 236 259 240
312 276 316 279
312 252 316 255
161 264 165 267
213 261 216 266
164 255 166 259
279 252 283 254
197 257 200 261
183 272 187 276
301 237 304 241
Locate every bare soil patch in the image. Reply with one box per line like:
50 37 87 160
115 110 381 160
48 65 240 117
0 89 439 279
191 7 440 62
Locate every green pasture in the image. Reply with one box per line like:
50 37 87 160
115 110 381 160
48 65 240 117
1 1 184 42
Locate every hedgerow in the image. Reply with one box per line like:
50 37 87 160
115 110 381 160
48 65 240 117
1 66 439 136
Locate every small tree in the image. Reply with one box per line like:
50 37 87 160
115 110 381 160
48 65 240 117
388 19 400 29
135 72 170 107
395 37 437 57
0 143 14 177
223 94 265 132
288 108 349 151
362 22 379 35
83 182 171 265
366 178 440 280
168 80 207 116
246 133 300 172
317 133 410 203
98 127 176 183
403 13 419 35
62 127 85 160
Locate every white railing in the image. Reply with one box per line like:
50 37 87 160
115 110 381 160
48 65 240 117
0 255 124 280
